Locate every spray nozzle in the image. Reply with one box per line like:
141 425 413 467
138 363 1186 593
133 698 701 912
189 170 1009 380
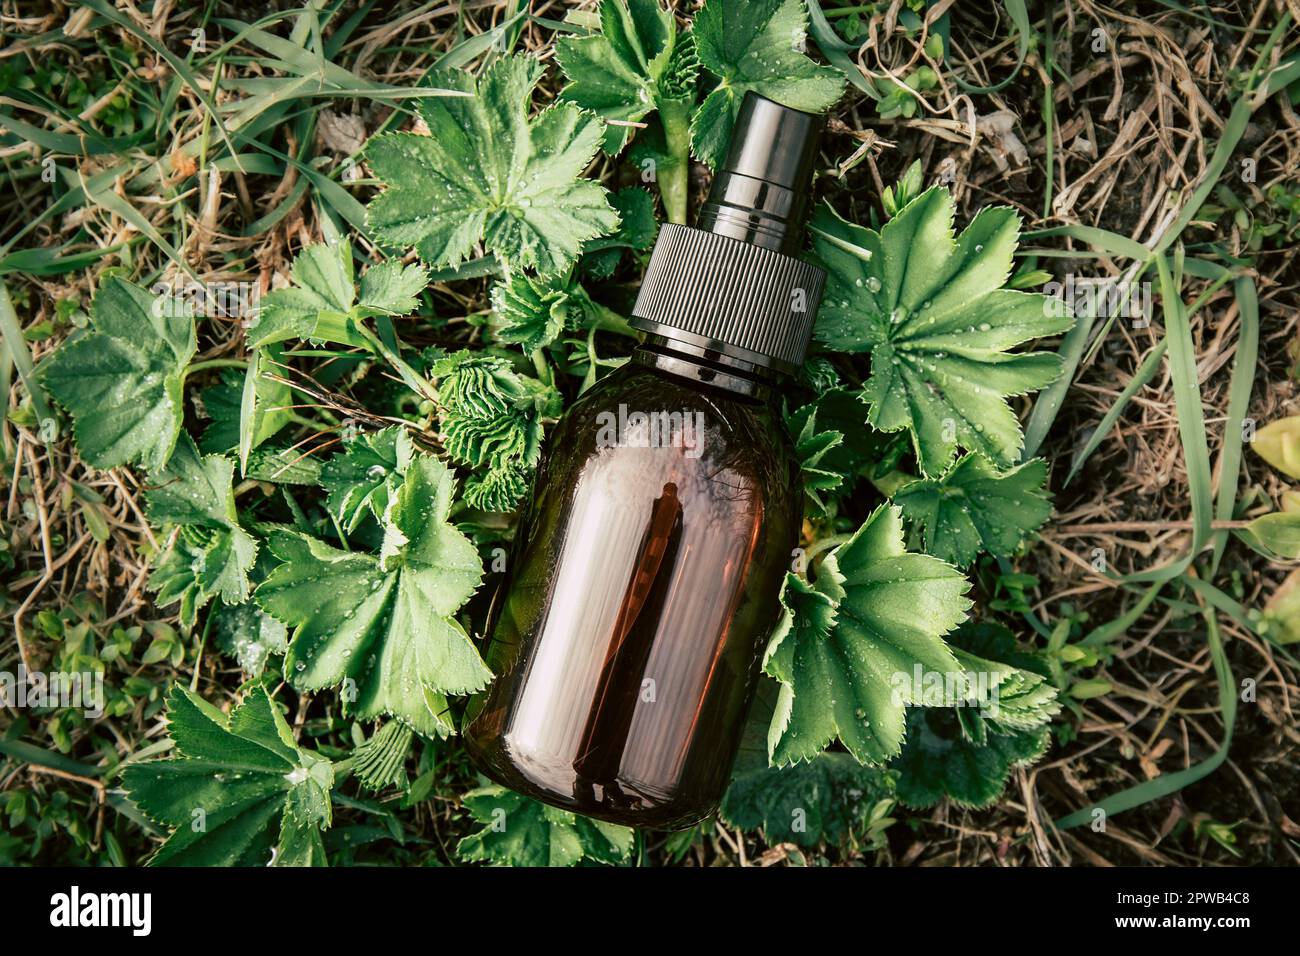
696 92 825 254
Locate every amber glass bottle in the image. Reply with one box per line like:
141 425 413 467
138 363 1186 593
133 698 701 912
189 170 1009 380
464 94 827 829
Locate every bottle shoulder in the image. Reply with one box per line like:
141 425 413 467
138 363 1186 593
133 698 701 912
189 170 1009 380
542 362 801 507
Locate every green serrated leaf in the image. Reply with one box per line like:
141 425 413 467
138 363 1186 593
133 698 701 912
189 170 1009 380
40 277 195 472
121 685 333 866
721 752 894 848
892 706 1049 809
432 351 562 512
580 186 659 277
556 0 682 154
247 244 425 349
366 54 620 276
790 407 844 514
891 620 1057 807
212 601 289 677
146 434 258 626
811 190 1075 476
456 785 633 867
763 504 971 766
257 452 488 737
894 454 1052 566
319 426 414 533
691 0 843 168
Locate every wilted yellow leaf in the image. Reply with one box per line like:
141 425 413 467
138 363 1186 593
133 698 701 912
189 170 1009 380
1253 416 1300 480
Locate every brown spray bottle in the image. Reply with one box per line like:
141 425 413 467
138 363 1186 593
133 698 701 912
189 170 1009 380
464 93 828 829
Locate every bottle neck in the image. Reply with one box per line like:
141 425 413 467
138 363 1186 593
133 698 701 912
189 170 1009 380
633 335 778 401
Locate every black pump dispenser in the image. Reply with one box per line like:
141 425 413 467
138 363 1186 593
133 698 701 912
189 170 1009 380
630 92 827 375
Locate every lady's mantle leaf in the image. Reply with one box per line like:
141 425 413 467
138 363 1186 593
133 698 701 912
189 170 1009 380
146 434 258 627
40 277 195 472
891 621 1057 808
763 504 971 766
789 407 844 515
892 706 1049 809
256 452 488 737
811 190 1074 476
212 601 289 677
491 273 575 353
121 685 334 866
319 426 414 533
691 0 843 168
246 243 427 348
894 454 1052 566
365 54 620 276
721 752 894 848
432 351 562 512
555 0 687 154
456 785 633 867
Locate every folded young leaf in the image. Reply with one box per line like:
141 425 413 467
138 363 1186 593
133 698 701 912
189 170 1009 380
811 189 1074 476
40 277 195 472
491 273 576 353
352 720 414 791
894 454 1052 566
257 452 488 737
198 357 291 457
366 54 620 276
764 504 971 766
456 784 633 867
121 685 334 866
432 350 562 512
691 0 843 168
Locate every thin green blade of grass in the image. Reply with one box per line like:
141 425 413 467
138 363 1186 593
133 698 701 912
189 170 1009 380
1208 275 1260 575
1022 295 1092 460
82 0 243 173
1054 607 1235 830
1116 252 1214 584
1080 582 1163 647
807 0 881 99
0 738 105 778
0 279 55 435
1065 339 1167 485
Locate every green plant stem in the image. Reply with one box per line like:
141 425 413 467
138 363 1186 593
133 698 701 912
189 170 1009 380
185 358 248 376
658 99 692 225
801 533 851 570
588 301 638 338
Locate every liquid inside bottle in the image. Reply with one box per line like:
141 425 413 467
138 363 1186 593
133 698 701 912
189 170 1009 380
463 345 802 828
464 92 827 828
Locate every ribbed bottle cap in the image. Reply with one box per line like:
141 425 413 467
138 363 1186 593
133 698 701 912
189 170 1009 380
631 93 826 374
